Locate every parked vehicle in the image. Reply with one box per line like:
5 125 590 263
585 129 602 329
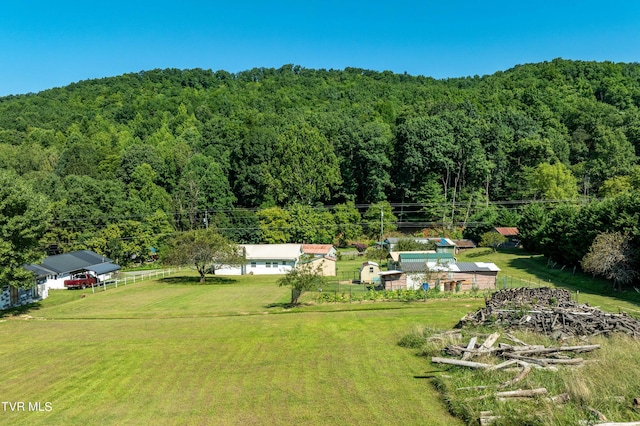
64 273 98 289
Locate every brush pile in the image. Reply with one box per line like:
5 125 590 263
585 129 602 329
456 287 640 339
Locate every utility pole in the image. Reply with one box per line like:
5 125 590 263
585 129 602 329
380 205 384 242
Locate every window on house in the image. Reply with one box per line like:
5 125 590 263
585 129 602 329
273 261 278 267
369 267 374 273
266 262 271 268
250 262 256 268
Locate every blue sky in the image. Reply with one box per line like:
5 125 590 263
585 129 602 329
1 1 639 96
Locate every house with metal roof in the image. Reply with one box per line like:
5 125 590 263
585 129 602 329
1 250 121 309
388 251 456 271
24 250 121 290
383 237 456 254
302 244 337 259
403 261 500 291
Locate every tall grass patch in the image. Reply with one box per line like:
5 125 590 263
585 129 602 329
402 326 640 425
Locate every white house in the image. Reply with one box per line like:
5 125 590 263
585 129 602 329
217 244 303 275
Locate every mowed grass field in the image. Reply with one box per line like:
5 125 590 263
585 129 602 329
0 272 476 426
4 248 640 425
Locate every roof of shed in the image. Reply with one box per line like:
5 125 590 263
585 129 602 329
388 251 435 262
400 261 500 274
451 262 500 272
301 244 334 255
494 227 520 237
453 239 477 248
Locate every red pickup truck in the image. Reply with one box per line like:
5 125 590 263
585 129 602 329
64 273 98 289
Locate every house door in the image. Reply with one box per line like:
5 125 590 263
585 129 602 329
9 286 19 306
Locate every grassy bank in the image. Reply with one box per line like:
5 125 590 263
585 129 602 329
399 327 640 425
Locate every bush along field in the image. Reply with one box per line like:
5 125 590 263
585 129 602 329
316 287 487 303
398 286 640 425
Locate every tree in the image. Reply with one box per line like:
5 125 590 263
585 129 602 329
527 162 578 200
270 123 342 204
479 231 507 253
365 247 389 266
394 116 455 203
287 203 335 244
277 261 325 305
581 232 639 291
0 171 51 289
396 238 435 251
164 229 244 282
363 201 397 239
518 203 549 253
332 202 363 247
257 206 292 243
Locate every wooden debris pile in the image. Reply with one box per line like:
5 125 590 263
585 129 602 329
433 331 599 372
432 332 597 425
456 287 640 339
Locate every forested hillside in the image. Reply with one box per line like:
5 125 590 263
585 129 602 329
2 58 640 271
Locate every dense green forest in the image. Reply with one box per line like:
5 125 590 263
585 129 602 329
2 58 640 274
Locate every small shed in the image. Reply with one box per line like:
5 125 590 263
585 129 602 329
453 239 477 253
379 270 406 290
447 262 500 290
359 261 380 284
301 256 337 277
493 227 520 247
432 238 456 254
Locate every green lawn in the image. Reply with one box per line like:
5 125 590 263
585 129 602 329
2 248 640 425
0 273 471 426
457 248 640 314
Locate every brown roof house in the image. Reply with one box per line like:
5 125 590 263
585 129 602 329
301 244 337 276
302 244 337 258
493 227 520 248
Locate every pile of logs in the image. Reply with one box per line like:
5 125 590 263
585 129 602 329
457 287 640 339
431 331 600 425
433 331 600 371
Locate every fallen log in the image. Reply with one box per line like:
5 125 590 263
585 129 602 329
431 357 491 369
501 353 549 367
512 344 601 355
461 336 477 361
495 387 548 398
502 352 585 365
505 333 529 346
479 332 501 351
499 364 532 388
486 359 520 371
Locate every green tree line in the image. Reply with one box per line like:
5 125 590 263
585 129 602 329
2 59 640 272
